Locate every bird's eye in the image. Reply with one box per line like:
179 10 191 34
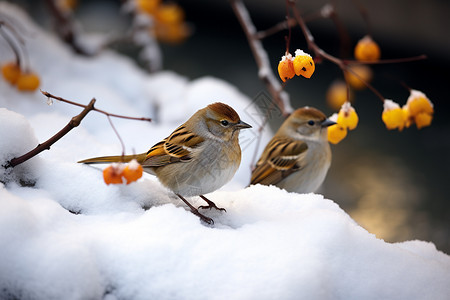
307 120 315 126
220 120 229 127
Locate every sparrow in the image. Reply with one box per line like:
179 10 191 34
79 102 252 224
250 106 335 194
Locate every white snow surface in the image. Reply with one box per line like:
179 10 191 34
0 3 449 300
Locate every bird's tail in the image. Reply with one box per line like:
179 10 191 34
78 153 147 164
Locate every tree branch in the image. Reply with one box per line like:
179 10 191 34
230 0 293 116
6 99 96 168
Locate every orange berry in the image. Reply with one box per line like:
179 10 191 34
326 80 353 110
122 159 143 184
354 35 381 62
277 53 295 82
292 49 315 78
57 0 78 13
154 22 190 44
382 100 407 131
135 0 161 15
344 65 373 90
337 102 359 130
155 3 184 25
103 163 125 185
1 62 21 85
16 71 40 92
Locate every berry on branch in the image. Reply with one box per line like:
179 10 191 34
354 35 381 62
277 53 295 82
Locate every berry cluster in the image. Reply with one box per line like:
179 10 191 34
134 0 189 44
327 102 359 144
1 61 40 92
103 159 144 185
382 90 433 131
278 49 315 82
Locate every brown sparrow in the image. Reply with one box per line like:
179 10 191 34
250 107 335 194
79 102 251 224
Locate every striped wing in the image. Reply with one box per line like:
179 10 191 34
142 124 205 167
250 137 308 186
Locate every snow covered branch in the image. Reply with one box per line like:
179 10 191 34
230 0 293 116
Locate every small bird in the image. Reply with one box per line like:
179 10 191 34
250 106 335 194
79 102 251 224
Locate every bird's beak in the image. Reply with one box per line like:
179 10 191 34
321 119 336 128
235 120 252 129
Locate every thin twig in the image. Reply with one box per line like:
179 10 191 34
287 1 426 103
41 91 152 122
43 0 94 56
6 99 96 168
106 115 126 157
0 21 22 66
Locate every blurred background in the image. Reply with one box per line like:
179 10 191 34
8 0 450 252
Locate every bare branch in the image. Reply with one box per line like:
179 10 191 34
6 99 96 168
41 91 152 122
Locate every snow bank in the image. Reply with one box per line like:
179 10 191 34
0 2 449 300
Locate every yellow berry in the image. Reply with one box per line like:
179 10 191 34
414 112 432 129
406 90 433 116
354 35 381 62
293 49 315 78
1 62 21 85
402 105 413 128
16 71 40 92
345 65 373 90
122 160 143 184
337 102 358 130
103 164 125 185
326 80 353 110
328 124 348 144
135 0 161 15
382 100 406 131
277 54 295 82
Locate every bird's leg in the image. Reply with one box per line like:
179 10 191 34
176 194 214 225
198 195 226 212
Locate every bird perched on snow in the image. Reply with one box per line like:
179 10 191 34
250 106 335 194
79 102 251 224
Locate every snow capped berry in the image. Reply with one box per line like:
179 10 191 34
1 62 21 85
354 35 381 62
122 159 143 184
277 53 295 82
403 90 433 129
293 49 315 78
382 99 407 131
327 113 347 144
344 65 373 90
337 102 358 130
16 71 40 92
405 90 434 115
103 163 125 185
326 80 353 110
